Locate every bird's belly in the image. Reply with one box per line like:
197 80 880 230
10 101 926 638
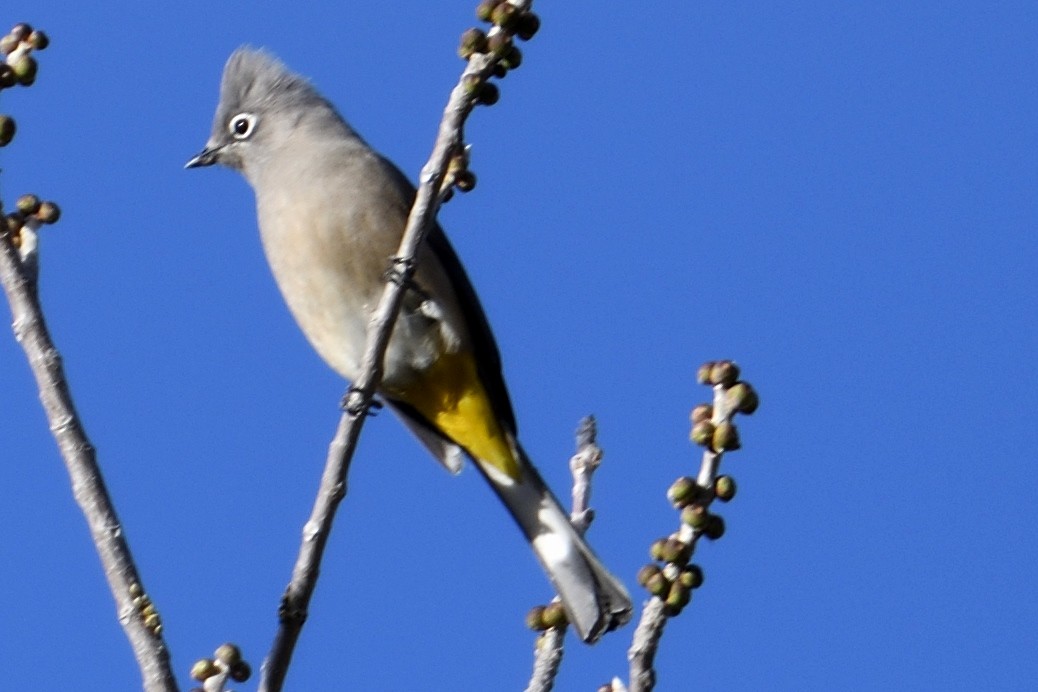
259 227 449 390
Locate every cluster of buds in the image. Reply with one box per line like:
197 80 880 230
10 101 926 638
0 23 49 149
637 360 759 617
189 643 251 692
0 22 48 90
640 535 705 616
444 1 540 197
128 583 163 636
460 1 539 76
525 601 569 633
690 360 759 452
4 194 61 249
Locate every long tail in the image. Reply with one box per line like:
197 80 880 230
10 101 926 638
474 445 633 643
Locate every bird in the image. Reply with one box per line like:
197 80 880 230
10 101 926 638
186 47 632 643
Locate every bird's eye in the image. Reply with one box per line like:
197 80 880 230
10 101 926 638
228 113 257 140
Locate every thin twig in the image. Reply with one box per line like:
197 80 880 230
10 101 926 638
258 4 534 690
524 415 602 692
0 215 178 690
627 382 737 692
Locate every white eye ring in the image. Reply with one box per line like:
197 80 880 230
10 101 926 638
228 112 257 140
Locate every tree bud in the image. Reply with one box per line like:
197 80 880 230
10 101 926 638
727 382 759 414
541 602 568 628
0 115 14 145
710 360 740 386
714 475 737 502
476 0 503 23
690 403 713 424
36 201 61 224
712 421 740 451
526 605 547 630
28 30 49 50
458 28 487 59
214 643 242 666
690 420 715 447
516 12 541 41
190 659 219 682
702 514 726 541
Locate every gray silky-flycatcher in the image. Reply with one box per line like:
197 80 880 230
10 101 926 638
186 48 631 642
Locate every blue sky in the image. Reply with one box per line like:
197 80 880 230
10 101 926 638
1 2 1035 690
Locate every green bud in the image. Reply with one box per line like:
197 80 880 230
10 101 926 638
702 514 726 541
727 382 759 415
649 538 667 561
516 12 541 41
646 571 670 597
27 30 49 51
710 360 740 386
665 580 691 612
229 661 252 683
0 63 15 88
541 602 568 628
143 613 162 632
16 194 40 215
492 63 507 78
0 115 14 145
526 605 547 630
679 564 704 590
476 0 503 23
697 361 715 385
454 170 477 192
637 563 662 587
714 475 737 502
128 582 143 598
36 201 61 224
487 31 512 56
12 55 37 86
0 34 19 55
690 420 715 447
712 421 740 452
477 82 499 106
491 2 520 31
190 659 219 682
458 28 487 60
10 23 32 42
681 504 708 529
660 537 692 565
500 45 522 70
690 403 713 424
214 643 242 666
5 212 25 234
667 476 700 507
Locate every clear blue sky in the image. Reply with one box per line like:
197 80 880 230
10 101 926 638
1 2 1035 690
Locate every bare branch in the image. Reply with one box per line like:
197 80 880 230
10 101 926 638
0 26 178 692
259 3 537 689
525 415 603 692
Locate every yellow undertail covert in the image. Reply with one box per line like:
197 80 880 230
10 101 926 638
392 350 522 481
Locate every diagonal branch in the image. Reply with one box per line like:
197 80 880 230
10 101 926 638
0 25 179 691
258 3 535 690
0 216 179 691
627 362 759 692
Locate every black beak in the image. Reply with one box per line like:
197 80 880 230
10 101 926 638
185 146 221 169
